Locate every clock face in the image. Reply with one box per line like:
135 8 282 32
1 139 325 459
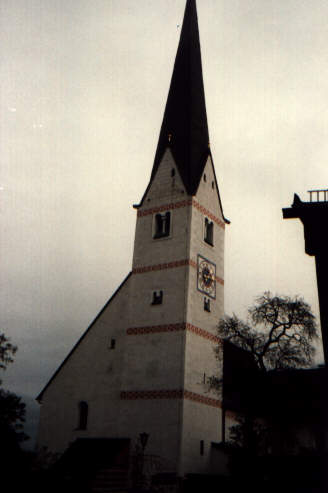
197 255 216 299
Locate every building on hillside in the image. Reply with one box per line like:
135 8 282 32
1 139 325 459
36 0 232 483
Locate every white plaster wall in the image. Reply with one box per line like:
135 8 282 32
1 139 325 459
183 332 220 396
187 157 225 334
180 156 226 474
128 268 188 327
133 208 190 269
37 275 132 454
144 148 186 204
133 149 190 269
180 400 222 474
121 331 185 390
88 149 189 473
181 334 222 474
195 155 224 218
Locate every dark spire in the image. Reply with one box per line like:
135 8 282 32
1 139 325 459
151 0 210 195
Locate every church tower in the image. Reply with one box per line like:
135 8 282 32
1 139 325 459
121 0 227 475
37 0 228 479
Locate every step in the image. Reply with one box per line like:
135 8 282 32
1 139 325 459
91 486 129 491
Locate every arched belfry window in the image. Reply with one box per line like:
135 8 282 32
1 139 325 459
78 401 88 430
153 212 171 239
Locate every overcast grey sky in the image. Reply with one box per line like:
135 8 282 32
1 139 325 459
1 0 327 412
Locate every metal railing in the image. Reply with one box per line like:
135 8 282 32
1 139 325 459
308 189 328 202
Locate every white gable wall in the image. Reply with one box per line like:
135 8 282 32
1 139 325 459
37 275 132 454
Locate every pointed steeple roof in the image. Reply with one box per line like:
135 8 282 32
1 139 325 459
151 0 210 195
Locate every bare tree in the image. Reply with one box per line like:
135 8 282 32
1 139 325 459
216 292 318 372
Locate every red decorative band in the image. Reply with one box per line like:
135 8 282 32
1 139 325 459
132 258 224 286
185 323 221 343
191 199 225 229
215 276 224 286
127 323 185 336
120 389 222 409
121 389 183 400
137 199 225 230
132 259 189 274
183 390 222 408
137 199 192 217
127 322 221 344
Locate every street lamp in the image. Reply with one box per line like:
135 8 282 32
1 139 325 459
137 432 149 490
139 432 149 452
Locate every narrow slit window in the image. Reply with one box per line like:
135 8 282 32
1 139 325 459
154 212 171 239
152 290 163 305
110 338 116 349
78 401 88 430
171 168 175 177
204 218 214 246
200 440 204 456
204 297 211 312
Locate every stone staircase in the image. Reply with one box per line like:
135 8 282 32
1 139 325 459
90 466 130 493
51 438 131 493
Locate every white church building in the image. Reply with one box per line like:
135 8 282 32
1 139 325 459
37 0 234 481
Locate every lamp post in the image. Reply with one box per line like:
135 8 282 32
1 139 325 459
138 432 149 491
139 432 149 453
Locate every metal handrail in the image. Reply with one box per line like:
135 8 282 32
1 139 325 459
307 189 328 202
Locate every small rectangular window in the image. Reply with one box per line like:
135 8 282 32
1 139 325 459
200 440 204 456
154 212 171 239
204 218 214 246
110 338 116 349
151 290 163 305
